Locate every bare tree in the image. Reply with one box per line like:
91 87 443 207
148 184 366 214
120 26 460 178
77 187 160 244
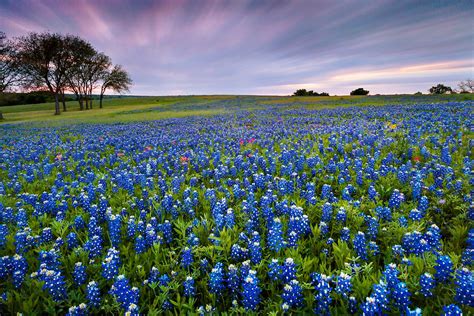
99 65 132 108
0 31 21 92
64 37 97 110
85 52 111 109
458 79 473 93
15 32 73 115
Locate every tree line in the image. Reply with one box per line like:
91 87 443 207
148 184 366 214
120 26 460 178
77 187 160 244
1 31 132 115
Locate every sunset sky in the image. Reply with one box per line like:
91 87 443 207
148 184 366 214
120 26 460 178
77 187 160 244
1 0 473 95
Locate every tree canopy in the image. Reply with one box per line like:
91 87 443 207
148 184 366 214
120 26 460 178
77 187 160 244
293 89 329 96
350 88 369 96
429 84 452 95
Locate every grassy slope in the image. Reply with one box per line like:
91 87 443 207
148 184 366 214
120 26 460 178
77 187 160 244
0 94 472 126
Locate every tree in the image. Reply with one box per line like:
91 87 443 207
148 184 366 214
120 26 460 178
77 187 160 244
350 88 369 96
429 84 452 95
457 79 473 93
293 89 329 96
65 38 105 111
84 52 111 109
15 32 74 115
0 31 21 92
99 65 132 108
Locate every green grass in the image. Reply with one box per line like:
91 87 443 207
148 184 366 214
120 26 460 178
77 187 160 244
0 94 472 126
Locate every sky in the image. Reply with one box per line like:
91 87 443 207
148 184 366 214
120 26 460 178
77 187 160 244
1 0 473 95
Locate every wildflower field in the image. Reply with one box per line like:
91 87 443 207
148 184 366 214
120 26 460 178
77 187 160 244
0 97 472 315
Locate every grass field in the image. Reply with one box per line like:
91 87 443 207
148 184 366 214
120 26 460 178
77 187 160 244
1 93 472 126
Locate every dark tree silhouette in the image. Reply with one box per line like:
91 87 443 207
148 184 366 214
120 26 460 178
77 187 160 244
99 65 132 108
293 89 329 96
350 88 369 95
429 84 452 94
15 32 75 115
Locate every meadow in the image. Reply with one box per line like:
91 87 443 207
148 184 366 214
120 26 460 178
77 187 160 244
0 95 472 315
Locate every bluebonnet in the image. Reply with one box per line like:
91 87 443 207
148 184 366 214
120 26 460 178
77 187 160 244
281 279 303 309
388 189 404 209
353 231 368 260
241 270 261 311
340 227 350 242
360 297 380 316
335 272 352 298
107 213 122 247
135 235 146 254
249 240 262 264
419 273 435 297
321 202 332 222
319 221 329 236
454 268 473 306
183 276 196 297
371 282 389 312
268 259 281 281
435 255 454 282
12 254 27 288
0 224 8 248
267 218 285 252
441 304 463 315
313 273 332 315
181 247 194 268
66 232 78 250
392 281 411 312
336 207 346 223
109 275 139 310
280 258 297 284
73 262 87 286
226 264 240 299
162 220 173 244
66 303 88 316
40 227 53 244
87 281 101 307
209 262 225 295
102 248 121 280
383 263 400 290
37 269 68 302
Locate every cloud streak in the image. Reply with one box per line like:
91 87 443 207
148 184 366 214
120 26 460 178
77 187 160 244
0 0 472 95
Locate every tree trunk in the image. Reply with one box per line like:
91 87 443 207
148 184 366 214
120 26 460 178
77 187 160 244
54 93 60 115
0 112 3 120
79 98 84 111
85 97 89 110
90 93 93 109
61 91 67 112
100 94 104 108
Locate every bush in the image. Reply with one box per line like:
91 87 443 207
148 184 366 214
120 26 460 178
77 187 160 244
350 88 369 95
293 89 329 96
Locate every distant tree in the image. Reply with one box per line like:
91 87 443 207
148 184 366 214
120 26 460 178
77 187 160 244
14 32 75 115
414 91 423 95
457 79 473 93
429 84 452 95
350 88 369 95
293 89 329 96
293 89 309 96
99 65 132 108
